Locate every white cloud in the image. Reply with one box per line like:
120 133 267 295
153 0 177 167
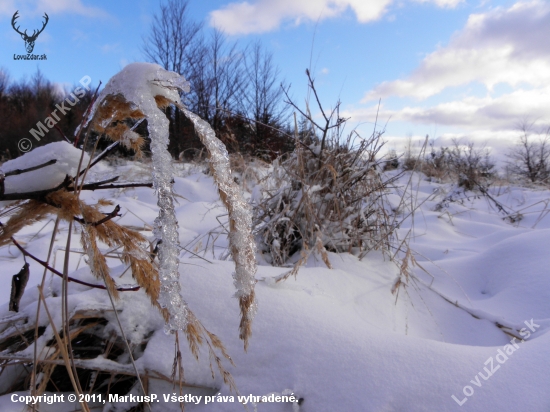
413 0 463 7
363 1 550 101
209 0 460 35
1 0 108 18
345 86 550 136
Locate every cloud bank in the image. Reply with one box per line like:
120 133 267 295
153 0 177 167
363 1 550 101
209 0 462 35
342 1 550 136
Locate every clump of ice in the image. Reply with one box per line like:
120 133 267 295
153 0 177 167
91 62 190 332
0 141 89 194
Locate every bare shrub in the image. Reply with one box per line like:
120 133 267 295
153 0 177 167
420 140 449 181
401 135 424 171
254 70 401 272
405 138 495 190
444 139 494 190
383 149 400 171
506 121 550 183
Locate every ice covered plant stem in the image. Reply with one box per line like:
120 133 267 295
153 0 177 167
87 63 257 346
88 63 191 332
181 108 257 348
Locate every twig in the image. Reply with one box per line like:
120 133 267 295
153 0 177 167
53 125 72 144
102 267 152 412
0 174 72 201
37 286 91 412
10 237 140 292
74 205 121 226
60 219 88 400
4 159 58 177
74 182 154 191
31 216 60 401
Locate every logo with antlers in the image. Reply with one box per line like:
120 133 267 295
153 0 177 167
11 11 49 54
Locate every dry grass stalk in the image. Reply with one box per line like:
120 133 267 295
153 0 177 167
81 225 119 299
46 190 164 312
184 312 237 393
37 286 91 412
273 244 311 283
178 107 257 351
0 201 54 247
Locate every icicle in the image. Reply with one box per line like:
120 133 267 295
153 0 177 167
181 108 257 347
88 63 190 333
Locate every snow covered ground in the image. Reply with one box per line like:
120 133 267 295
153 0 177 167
0 154 549 411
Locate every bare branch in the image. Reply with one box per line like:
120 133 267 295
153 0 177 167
10 237 140 292
4 159 57 177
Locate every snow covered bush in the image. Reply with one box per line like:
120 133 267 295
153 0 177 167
427 140 494 190
253 70 406 274
255 72 401 275
403 139 495 190
254 129 400 270
506 122 550 184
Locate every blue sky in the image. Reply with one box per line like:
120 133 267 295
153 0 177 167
1 0 549 157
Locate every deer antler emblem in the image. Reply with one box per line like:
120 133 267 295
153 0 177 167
11 11 49 54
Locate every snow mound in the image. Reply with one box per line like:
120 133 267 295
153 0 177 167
1 151 549 411
0 142 89 194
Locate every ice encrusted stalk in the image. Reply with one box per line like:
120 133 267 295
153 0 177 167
89 63 190 332
181 108 257 334
149 104 187 333
181 109 258 346
87 63 257 343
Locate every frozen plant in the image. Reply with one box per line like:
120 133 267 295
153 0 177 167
88 62 190 332
88 62 256 347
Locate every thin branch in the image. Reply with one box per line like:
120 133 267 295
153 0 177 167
10 237 140 292
282 84 323 132
75 181 153 191
306 69 329 123
53 125 72 144
0 175 72 201
4 159 58 177
74 205 121 226
37 286 91 412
